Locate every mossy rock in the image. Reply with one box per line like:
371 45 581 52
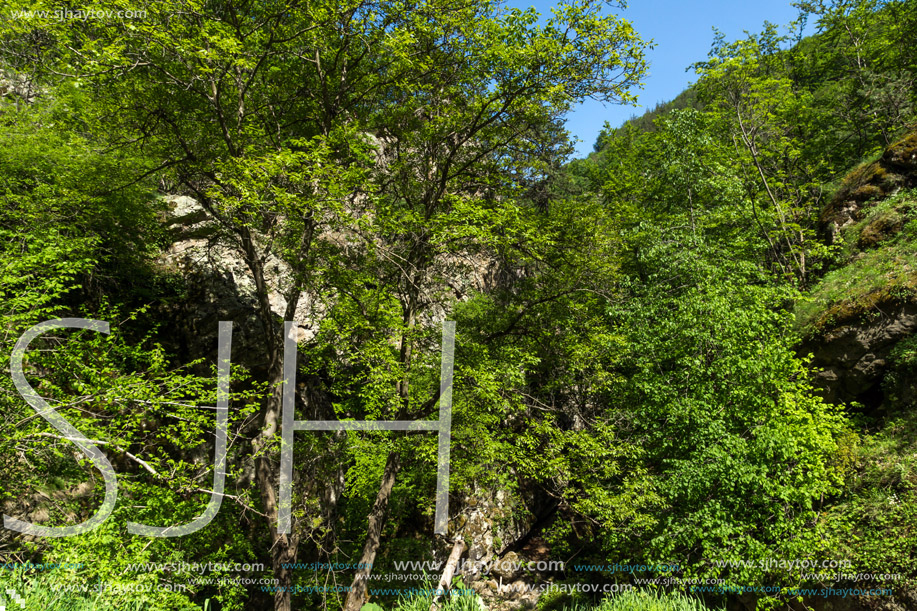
825 160 893 210
851 183 884 202
819 130 917 241
883 131 917 172
858 210 904 248
813 287 906 332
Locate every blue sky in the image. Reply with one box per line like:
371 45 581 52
506 0 811 157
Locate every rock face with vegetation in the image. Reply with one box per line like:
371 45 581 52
1 1 917 611
800 133 917 406
156 195 319 374
820 133 917 246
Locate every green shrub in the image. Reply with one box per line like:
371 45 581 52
0 571 202 611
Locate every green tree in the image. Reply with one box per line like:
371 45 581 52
2 1 647 609
0 88 266 611
603 247 849 586
692 26 830 285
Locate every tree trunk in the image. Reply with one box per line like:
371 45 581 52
253 370 301 611
343 451 402 611
430 538 466 611
232 220 307 611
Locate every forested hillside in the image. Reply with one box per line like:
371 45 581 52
0 1 915 611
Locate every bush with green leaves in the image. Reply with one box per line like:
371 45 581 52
0 569 204 610
544 237 853 589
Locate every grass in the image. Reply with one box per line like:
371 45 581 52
558 590 723 611
371 577 485 611
813 404 917 592
0 572 204 611
375 582 721 611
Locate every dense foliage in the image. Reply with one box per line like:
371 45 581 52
0 1 915 610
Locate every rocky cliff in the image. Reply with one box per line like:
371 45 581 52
799 131 917 410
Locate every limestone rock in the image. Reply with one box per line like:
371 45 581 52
155 195 318 372
491 552 521 580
